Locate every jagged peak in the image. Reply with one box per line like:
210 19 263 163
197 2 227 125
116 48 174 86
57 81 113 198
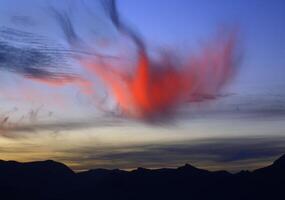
133 167 151 173
273 154 285 166
178 163 199 170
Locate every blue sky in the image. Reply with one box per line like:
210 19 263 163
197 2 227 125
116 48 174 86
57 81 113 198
118 0 285 88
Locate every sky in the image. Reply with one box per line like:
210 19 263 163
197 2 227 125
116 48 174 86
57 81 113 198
0 0 285 172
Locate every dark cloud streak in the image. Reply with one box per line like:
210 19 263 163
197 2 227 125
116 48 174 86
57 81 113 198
0 27 74 79
56 136 285 171
0 117 127 138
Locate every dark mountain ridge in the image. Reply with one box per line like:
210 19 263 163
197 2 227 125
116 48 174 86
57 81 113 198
1 154 285 200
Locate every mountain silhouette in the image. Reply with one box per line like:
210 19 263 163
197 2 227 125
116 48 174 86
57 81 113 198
1 155 285 200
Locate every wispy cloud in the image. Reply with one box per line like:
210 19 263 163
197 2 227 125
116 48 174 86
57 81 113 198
13 136 284 172
0 0 241 123
0 27 74 78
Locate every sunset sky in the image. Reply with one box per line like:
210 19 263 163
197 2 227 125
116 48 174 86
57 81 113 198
0 0 285 172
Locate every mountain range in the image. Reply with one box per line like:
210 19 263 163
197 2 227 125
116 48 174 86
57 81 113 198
1 154 285 200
